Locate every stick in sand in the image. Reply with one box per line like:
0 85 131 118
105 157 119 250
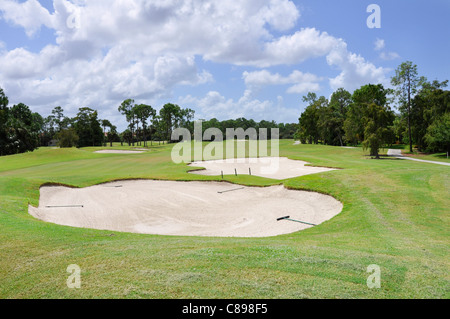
218 187 245 194
277 215 317 226
46 205 84 208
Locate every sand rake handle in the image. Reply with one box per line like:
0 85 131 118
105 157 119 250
46 205 84 208
276 215 317 226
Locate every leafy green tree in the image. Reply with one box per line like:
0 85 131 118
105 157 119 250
362 103 395 159
410 80 449 151
121 129 133 145
180 108 195 137
4 103 40 154
392 113 407 144
51 106 67 132
344 84 389 145
133 104 156 147
41 115 57 146
159 103 183 143
298 94 327 144
31 112 45 146
107 125 120 147
74 107 103 147
391 61 427 152
327 88 352 146
424 112 450 153
57 128 79 148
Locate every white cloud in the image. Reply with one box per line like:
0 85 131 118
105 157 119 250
180 90 298 123
327 42 390 91
374 38 400 61
0 0 392 128
374 38 385 51
0 0 54 36
379 51 400 61
243 70 322 93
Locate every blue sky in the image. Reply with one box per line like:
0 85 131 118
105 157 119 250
0 0 449 130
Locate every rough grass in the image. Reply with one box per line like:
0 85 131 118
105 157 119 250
0 140 448 299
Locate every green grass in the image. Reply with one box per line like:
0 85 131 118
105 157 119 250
0 140 448 299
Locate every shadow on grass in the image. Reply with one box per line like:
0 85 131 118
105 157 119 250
363 155 403 160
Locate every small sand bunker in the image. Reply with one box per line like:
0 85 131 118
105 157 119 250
29 180 342 237
189 157 336 180
94 150 144 154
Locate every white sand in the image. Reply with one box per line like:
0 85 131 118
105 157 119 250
29 180 342 237
94 150 145 154
188 157 336 180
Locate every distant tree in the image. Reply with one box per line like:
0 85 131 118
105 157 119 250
57 128 79 148
392 113 407 144
134 104 156 147
411 80 449 151
362 103 395 159
118 99 136 146
107 125 120 147
10 103 33 127
152 115 163 144
180 107 195 137
41 115 57 146
0 88 10 155
4 103 40 154
159 103 183 143
74 107 103 147
258 120 278 139
31 112 45 146
328 88 352 146
298 94 327 144
51 106 67 132
344 84 389 145
391 61 427 152
121 129 133 146
424 112 450 153
278 123 298 139
101 119 112 147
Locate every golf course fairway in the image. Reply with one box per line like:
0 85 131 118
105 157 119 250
0 140 448 298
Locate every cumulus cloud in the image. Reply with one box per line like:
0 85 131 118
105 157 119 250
0 1 301 108
243 70 322 93
180 90 298 123
0 0 54 36
327 42 390 91
0 0 391 127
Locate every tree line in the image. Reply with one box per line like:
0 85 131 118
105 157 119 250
294 61 449 158
0 88 43 156
0 90 298 156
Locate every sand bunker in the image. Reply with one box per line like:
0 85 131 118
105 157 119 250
29 180 342 237
94 150 145 154
188 157 336 180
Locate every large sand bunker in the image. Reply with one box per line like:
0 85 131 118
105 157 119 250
189 157 336 180
29 180 342 237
